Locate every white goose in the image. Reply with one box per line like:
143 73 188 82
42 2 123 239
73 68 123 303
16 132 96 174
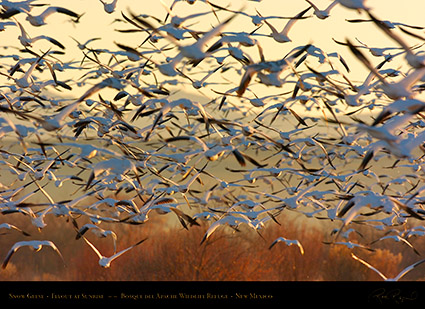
305 0 339 20
82 236 147 268
261 6 311 43
2 240 65 269
24 6 80 26
351 253 425 281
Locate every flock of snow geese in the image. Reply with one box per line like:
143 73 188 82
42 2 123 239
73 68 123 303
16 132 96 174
0 0 425 280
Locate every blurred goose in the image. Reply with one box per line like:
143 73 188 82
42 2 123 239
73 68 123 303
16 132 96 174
0 223 30 236
351 253 425 281
15 19 64 49
367 11 425 68
25 6 80 26
261 6 311 43
99 0 118 14
2 240 65 269
82 236 147 268
128 10 237 76
336 0 369 11
269 237 304 254
305 0 338 20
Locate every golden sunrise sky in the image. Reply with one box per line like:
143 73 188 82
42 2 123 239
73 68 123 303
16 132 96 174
1 0 424 105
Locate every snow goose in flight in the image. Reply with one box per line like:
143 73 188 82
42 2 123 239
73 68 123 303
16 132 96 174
335 192 423 239
257 177 327 210
261 6 311 43
84 156 137 190
159 0 214 28
305 0 339 20
177 64 223 89
371 98 425 126
353 106 425 151
0 183 41 212
333 37 424 61
351 253 425 281
0 5 80 25
367 12 425 69
356 129 425 170
200 214 257 245
208 3 309 27
70 36 101 51
369 234 420 256
82 236 147 268
269 237 304 254
163 0 221 24
336 0 370 11
236 44 310 96
212 88 290 108
0 0 40 11
348 104 425 170
15 19 64 49
74 223 118 253
140 97 210 141
147 162 208 208
0 20 14 30
165 134 252 166
188 27 261 67
346 17 424 30
0 48 50 89
99 0 118 14
346 39 425 100
24 6 80 26
39 141 121 162
0 223 30 236
128 10 238 76
322 240 375 251
2 240 65 269
0 101 80 132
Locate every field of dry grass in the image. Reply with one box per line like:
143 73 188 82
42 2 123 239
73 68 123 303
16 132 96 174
1 209 424 282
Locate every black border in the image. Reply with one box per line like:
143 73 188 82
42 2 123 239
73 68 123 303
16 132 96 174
1 281 425 305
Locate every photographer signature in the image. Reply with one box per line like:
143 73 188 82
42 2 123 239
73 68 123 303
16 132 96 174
369 288 418 304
